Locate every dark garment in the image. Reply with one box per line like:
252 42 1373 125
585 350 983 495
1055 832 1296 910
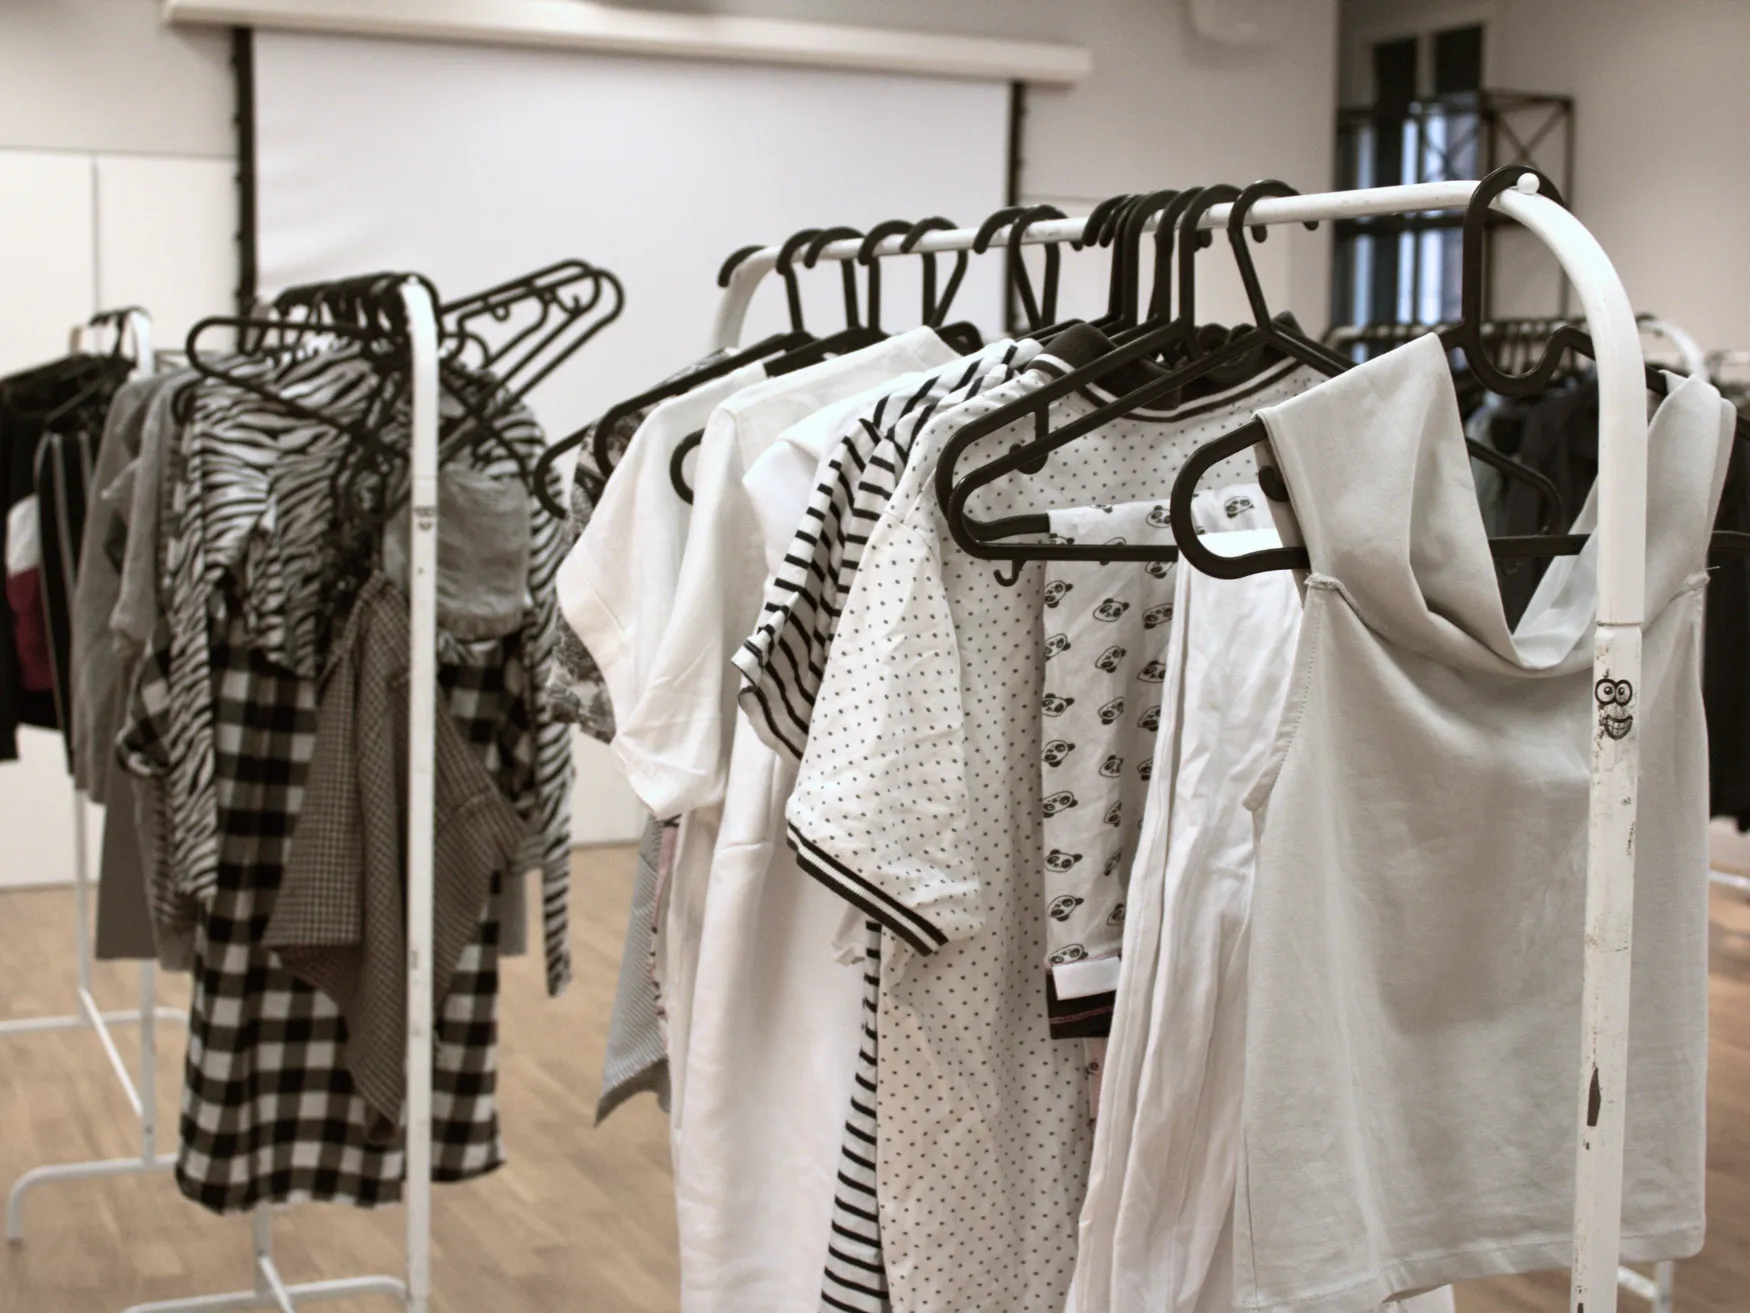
35 425 97 767
265 574 527 1142
1707 438 1750 827
0 355 128 759
1498 379 1598 626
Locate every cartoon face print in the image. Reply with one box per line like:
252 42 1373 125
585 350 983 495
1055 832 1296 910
1098 754 1124 778
1095 646 1127 674
1048 894 1085 922
1042 791 1079 817
1144 559 1171 579
1044 633 1071 659
1137 704 1161 732
1047 531 1075 546
1104 801 1123 828
1042 693 1075 717
1093 598 1131 622
1097 697 1125 725
1224 494 1256 518
1104 536 1129 547
1596 677 1634 740
1042 739 1076 767
1102 852 1122 878
1146 504 1171 528
1143 602 1174 630
1049 944 1089 966
1107 902 1126 926
1044 579 1074 609
1045 849 1084 873
1137 757 1154 780
1138 658 1166 683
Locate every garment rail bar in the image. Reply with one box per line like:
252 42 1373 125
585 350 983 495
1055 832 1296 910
3 309 186 1247
717 176 1651 1313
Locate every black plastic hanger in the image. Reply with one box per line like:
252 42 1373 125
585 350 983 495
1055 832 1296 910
1000 204 1077 332
900 216 982 352
760 226 888 377
1168 165 1748 580
933 175 1575 579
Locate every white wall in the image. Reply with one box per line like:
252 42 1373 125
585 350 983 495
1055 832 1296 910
1341 0 1750 352
0 147 236 888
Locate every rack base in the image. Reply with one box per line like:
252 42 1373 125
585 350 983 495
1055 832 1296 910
7 1153 178 1243
120 1274 408 1313
1618 1261 1676 1313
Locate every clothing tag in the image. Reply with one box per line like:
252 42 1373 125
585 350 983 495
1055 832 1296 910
1053 953 1123 1000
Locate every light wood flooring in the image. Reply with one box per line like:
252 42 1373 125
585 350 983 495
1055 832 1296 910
1 845 1747 1311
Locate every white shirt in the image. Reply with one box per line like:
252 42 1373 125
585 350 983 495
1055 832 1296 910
650 331 961 1312
612 327 959 821
1069 526 1301 1313
556 361 769 729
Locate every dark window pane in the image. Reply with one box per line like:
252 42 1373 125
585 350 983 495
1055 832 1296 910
1373 37 1418 112
1434 24 1484 95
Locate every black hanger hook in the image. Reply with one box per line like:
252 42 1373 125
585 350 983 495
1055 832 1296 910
1005 204 1073 329
803 225 866 330
1441 165 1578 394
1174 184 1241 336
1112 189 1183 324
1225 179 1318 328
902 216 969 326
774 228 822 333
857 219 914 332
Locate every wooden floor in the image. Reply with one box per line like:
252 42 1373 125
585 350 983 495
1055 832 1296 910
1 845 1747 1312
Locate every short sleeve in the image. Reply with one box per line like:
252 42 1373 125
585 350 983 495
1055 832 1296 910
784 515 982 954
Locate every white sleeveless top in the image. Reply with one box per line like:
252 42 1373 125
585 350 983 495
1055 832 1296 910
1236 333 1732 1312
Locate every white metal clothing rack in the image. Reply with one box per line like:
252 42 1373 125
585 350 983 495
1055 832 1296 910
2 309 189 1244
717 178 1655 1313
120 277 440 1313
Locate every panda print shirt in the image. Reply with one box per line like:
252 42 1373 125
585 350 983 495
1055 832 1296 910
1038 486 1275 1038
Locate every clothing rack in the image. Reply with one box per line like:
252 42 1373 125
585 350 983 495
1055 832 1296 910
120 277 441 1313
2 308 189 1245
717 177 1654 1313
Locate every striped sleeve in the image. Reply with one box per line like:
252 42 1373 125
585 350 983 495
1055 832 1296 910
734 343 1034 763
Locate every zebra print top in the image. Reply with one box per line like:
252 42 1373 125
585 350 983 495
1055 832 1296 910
132 343 574 995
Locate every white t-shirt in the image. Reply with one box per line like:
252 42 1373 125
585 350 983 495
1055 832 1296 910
556 361 769 729
645 331 961 1312
787 350 1317 1311
1069 528 1301 1313
1237 336 1727 1310
612 327 959 822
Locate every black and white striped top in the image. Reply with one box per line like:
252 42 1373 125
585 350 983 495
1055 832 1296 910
731 339 1042 765
136 345 575 994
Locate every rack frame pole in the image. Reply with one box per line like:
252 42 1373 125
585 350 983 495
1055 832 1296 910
3 310 184 1246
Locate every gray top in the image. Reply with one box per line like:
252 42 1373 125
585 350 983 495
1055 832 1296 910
1236 334 1731 1311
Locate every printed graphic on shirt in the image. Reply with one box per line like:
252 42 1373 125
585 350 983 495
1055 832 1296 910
1037 485 1277 1039
1037 502 1176 1036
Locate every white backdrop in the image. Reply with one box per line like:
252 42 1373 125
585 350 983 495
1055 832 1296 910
253 31 1012 841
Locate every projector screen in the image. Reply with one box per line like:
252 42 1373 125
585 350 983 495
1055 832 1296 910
253 31 1012 840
